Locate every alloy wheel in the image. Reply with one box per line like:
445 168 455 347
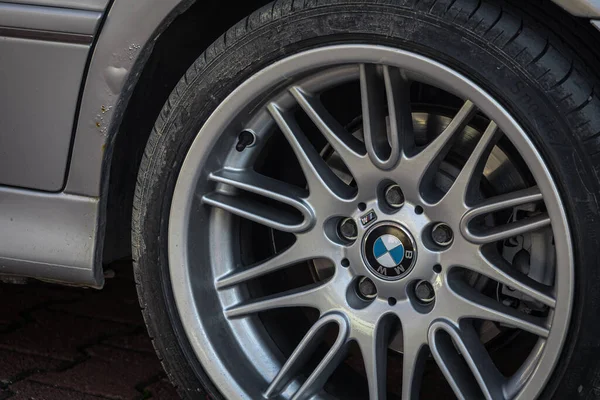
168 45 573 400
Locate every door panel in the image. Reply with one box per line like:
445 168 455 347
0 37 90 190
0 1 104 191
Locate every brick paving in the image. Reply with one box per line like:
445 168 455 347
0 261 179 400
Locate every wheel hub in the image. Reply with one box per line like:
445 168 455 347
362 221 417 281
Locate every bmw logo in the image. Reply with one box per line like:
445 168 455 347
363 223 417 280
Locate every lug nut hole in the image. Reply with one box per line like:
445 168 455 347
388 297 397 306
414 205 424 215
358 202 367 211
433 264 442 274
341 258 350 268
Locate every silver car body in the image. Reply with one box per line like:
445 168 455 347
0 0 596 288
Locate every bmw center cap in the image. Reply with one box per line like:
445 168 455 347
363 223 417 280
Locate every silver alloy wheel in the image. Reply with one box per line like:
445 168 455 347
169 45 573 400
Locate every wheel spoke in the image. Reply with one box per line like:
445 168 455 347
265 313 349 400
385 66 414 157
360 64 409 170
460 187 549 244
401 328 428 400
355 316 395 400
447 273 550 338
203 169 315 233
467 214 550 244
429 321 506 400
460 247 556 308
406 100 477 197
290 86 367 166
202 192 305 233
224 282 329 319
268 103 355 200
216 239 324 289
443 121 500 206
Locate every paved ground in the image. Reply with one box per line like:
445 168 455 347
0 261 181 400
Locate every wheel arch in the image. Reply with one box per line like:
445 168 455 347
90 0 272 263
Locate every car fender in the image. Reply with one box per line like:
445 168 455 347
65 0 196 197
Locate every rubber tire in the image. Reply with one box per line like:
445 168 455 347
132 0 600 398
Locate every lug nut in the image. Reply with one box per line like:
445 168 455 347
384 184 405 209
338 217 358 241
431 222 453 247
414 280 435 304
357 277 378 299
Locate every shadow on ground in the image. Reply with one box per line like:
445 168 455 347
0 261 180 400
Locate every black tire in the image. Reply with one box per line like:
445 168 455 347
132 0 600 398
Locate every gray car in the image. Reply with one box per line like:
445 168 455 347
2 0 600 398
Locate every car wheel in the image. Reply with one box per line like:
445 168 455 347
132 1 600 398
